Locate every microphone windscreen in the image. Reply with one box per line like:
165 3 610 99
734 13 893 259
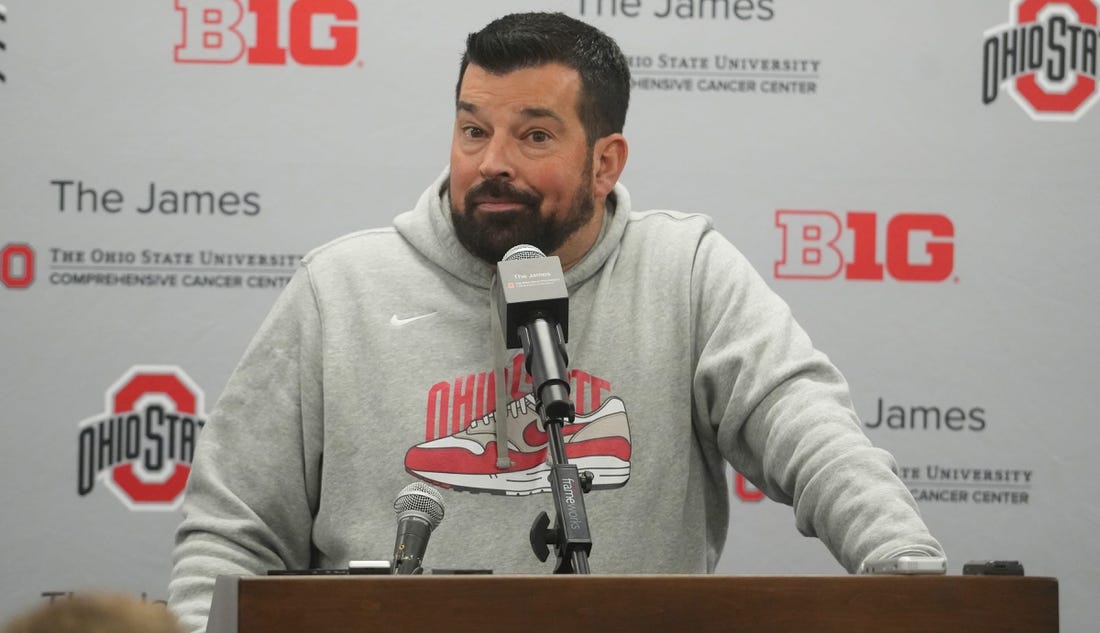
501 244 545 261
393 482 445 529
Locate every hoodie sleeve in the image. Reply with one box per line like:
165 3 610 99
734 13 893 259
689 228 944 572
168 264 324 633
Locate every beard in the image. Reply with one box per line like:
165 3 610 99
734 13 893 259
450 158 596 265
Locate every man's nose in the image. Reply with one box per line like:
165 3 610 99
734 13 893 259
478 135 515 181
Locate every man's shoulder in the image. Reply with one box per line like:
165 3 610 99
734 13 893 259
627 209 714 230
300 227 409 267
616 208 748 274
623 209 715 244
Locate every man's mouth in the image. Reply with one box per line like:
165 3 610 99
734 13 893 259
464 179 541 215
473 197 528 212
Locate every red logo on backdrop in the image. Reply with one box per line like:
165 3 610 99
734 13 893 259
734 473 765 502
982 0 1100 121
774 211 955 282
1 243 35 289
174 0 359 66
77 366 207 511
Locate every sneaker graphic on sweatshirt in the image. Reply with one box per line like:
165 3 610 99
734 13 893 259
404 394 631 496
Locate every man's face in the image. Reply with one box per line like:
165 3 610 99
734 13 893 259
449 63 596 264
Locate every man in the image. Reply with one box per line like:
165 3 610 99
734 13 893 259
169 12 943 633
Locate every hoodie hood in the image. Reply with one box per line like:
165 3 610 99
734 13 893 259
393 168 632 290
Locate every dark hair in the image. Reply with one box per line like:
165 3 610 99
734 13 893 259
457 12 631 145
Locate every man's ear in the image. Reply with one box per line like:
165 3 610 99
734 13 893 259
591 134 629 199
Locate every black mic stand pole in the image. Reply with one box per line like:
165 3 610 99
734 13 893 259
520 314 593 574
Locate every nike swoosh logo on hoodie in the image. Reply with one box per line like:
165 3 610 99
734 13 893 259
390 312 438 327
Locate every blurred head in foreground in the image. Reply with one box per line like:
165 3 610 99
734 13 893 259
2 594 182 633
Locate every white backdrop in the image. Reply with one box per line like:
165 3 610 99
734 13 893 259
2 1 1098 630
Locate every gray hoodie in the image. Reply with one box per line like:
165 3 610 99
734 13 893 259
168 171 943 633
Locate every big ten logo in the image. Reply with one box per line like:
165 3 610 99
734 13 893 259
774 211 956 282
175 0 358 66
1 243 35 289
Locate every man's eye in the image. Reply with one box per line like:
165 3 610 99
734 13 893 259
527 130 550 143
463 126 486 138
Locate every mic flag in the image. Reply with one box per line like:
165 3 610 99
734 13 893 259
492 244 573 422
492 244 569 349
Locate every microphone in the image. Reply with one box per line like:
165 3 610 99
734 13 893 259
391 482 445 575
493 244 569 348
492 245 572 421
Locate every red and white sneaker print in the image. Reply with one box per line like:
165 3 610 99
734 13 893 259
404 394 631 496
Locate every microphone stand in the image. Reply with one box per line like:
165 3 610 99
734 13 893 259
520 315 593 574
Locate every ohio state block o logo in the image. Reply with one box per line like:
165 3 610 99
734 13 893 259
984 0 1100 120
1015 0 1098 116
1 243 35 289
77 366 206 511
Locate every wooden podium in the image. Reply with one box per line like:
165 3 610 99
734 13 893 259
206 574 1058 632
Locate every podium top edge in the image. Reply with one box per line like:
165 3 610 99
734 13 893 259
231 573 1058 583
